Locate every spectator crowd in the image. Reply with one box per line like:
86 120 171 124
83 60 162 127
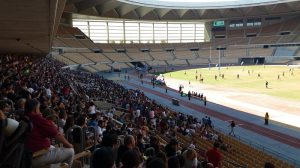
0 55 274 168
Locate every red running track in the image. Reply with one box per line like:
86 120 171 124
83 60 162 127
125 81 300 148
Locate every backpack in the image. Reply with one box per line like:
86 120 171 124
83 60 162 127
0 116 32 168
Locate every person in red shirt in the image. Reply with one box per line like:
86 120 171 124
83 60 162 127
206 142 223 168
24 99 74 168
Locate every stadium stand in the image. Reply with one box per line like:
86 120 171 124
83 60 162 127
53 54 76 65
62 53 92 65
2 1 300 168
80 53 112 63
149 51 174 60
58 38 85 48
277 34 297 43
188 58 210 65
227 29 245 38
89 63 111 71
250 36 280 44
226 37 250 46
174 50 196 59
249 48 274 57
147 60 168 66
166 59 188 66
126 52 153 61
103 52 132 62
259 22 283 36
81 65 98 73
1 53 297 168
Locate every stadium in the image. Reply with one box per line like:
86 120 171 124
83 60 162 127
1 0 300 168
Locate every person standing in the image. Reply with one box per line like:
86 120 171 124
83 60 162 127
204 96 207 106
265 112 269 125
188 91 191 100
229 120 236 136
265 81 268 88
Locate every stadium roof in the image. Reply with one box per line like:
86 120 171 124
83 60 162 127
65 0 300 20
119 0 299 9
0 0 65 55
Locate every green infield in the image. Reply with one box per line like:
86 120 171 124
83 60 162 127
164 65 300 101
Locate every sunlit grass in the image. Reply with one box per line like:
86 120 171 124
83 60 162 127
164 65 300 101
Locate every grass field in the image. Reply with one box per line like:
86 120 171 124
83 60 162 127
163 65 300 101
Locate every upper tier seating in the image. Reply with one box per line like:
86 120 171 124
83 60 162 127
149 51 174 60
62 53 91 64
103 52 132 62
166 59 188 66
126 52 153 61
174 50 196 59
80 53 112 63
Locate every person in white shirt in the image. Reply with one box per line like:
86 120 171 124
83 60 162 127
46 87 51 98
135 109 140 118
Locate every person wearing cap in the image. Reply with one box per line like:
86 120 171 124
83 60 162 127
206 142 223 168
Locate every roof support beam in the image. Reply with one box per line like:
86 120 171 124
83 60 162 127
155 8 171 18
117 4 139 16
95 1 123 15
75 0 107 12
176 9 189 18
135 7 154 18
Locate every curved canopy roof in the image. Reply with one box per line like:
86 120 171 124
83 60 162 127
65 0 300 20
119 0 299 9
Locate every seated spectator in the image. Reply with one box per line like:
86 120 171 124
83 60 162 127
200 161 214 168
72 116 88 152
14 98 26 121
156 151 167 165
168 156 180 168
0 100 11 117
58 110 67 131
265 162 275 168
121 150 142 168
99 133 119 150
136 133 146 153
24 99 74 168
206 142 223 168
165 138 178 157
146 157 166 168
182 148 198 168
117 135 136 166
92 147 115 168
145 136 161 156
64 117 75 133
